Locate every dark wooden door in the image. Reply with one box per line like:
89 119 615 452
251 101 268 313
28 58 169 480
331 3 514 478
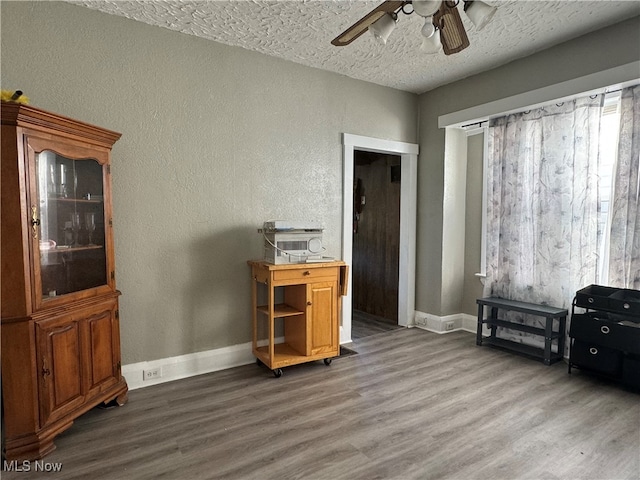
352 151 400 321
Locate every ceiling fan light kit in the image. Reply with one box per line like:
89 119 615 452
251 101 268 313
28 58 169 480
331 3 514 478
370 12 398 44
420 29 442 54
464 0 497 30
421 16 436 38
413 0 442 17
332 0 497 56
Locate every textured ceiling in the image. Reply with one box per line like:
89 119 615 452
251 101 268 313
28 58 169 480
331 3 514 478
69 0 640 94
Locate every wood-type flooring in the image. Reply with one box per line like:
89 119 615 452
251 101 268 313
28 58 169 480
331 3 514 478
3 328 639 480
351 309 402 339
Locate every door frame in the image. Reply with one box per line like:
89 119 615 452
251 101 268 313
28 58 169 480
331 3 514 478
341 133 419 343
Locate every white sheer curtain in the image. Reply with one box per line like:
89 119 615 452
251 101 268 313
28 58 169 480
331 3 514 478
607 85 640 289
484 95 603 347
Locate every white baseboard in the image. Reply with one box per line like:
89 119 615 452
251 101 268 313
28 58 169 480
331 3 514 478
413 311 477 334
122 341 256 390
124 313 482 390
461 313 478 333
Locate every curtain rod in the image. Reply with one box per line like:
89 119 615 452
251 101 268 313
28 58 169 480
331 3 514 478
461 120 488 129
462 88 630 129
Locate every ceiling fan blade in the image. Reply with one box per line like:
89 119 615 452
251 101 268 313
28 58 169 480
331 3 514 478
434 1 470 55
332 1 408 46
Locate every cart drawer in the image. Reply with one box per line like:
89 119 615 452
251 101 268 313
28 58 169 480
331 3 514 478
571 340 623 376
273 267 338 282
570 314 640 354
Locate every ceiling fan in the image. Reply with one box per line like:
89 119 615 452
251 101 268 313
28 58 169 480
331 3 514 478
331 0 497 55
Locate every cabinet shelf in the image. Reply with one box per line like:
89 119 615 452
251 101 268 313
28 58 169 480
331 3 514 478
47 197 103 204
254 343 342 369
255 343 305 360
41 245 104 254
256 303 304 318
482 318 563 339
481 337 554 361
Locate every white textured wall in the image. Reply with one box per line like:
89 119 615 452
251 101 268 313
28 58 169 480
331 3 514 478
0 2 418 363
440 128 467 314
463 133 485 315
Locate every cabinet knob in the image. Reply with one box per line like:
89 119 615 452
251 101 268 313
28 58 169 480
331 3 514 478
42 363 51 377
303 271 311 276
307 301 312 306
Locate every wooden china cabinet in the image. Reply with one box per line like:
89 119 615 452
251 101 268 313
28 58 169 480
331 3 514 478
1 102 128 460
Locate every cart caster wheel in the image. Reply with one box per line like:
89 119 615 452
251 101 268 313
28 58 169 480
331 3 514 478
273 369 283 378
324 358 332 366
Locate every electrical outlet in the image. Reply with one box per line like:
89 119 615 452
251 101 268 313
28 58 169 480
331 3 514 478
143 367 162 381
445 321 454 331
415 316 427 327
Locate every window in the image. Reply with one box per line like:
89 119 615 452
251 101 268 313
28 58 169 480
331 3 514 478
476 92 624 286
597 91 622 284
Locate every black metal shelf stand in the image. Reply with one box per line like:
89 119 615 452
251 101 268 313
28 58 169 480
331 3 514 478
476 297 568 365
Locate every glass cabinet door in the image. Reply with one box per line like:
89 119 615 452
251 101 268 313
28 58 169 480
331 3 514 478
34 150 108 302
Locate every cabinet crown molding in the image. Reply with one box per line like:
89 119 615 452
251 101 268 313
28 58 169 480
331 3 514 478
1 101 121 148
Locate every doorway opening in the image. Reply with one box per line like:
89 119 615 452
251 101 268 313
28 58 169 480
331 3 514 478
340 134 419 344
352 151 403 340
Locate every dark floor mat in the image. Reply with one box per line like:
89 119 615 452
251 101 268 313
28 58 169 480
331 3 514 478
339 346 358 357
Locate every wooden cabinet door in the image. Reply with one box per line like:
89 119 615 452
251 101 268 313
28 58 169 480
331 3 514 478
36 318 84 426
83 307 119 395
308 281 338 356
24 134 115 311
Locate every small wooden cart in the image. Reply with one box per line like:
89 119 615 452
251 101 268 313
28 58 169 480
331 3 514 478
248 260 348 377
